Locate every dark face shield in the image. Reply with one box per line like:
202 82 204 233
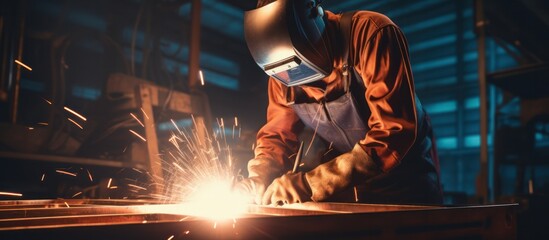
244 0 332 86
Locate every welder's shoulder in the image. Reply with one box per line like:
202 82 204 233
352 11 397 30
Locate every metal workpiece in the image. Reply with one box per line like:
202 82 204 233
0 199 517 239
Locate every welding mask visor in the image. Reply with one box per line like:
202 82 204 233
244 0 332 87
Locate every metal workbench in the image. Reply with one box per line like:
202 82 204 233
0 199 516 239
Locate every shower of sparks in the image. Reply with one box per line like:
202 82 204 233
56 170 77 177
129 129 147 142
0 192 23 197
199 70 205 86
67 118 83 129
14 59 32 71
130 113 145 127
156 117 250 220
41 173 45 181
63 106 87 121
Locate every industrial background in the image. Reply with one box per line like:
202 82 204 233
0 0 548 239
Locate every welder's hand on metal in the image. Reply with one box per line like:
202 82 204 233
262 172 312 206
305 144 383 201
233 176 268 205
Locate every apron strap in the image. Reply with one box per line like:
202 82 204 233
339 11 357 93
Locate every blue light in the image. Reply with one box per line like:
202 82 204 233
437 137 457 149
464 97 479 109
158 119 193 131
72 85 101 100
424 100 457 114
464 134 493 148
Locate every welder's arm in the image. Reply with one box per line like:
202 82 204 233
236 78 304 203
262 143 381 204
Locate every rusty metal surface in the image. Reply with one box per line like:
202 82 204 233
0 199 517 239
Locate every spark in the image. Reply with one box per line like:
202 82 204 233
199 70 205 86
128 184 147 191
172 162 185 172
171 119 182 135
142 220 147 224
41 173 45 182
185 230 190 234
0 192 23 197
130 113 144 127
140 108 150 120
43 98 52 105
107 178 112 188
234 117 238 127
167 235 174 240
72 192 82 198
28 127 34 130
305 104 323 156
67 118 83 129
14 59 32 71
129 129 147 142
64 202 70 208
132 168 143 173
63 106 87 121
86 169 93 182
213 222 217 229
37 122 48 126
56 170 77 177
110 186 118 189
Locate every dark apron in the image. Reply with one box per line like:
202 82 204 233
286 71 442 205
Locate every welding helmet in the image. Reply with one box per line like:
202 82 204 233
244 0 332 86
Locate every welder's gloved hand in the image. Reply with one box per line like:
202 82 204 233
262 172 312 205
233 176 268 204
304 143 383 202
234 158 283 204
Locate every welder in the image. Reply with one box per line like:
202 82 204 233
237 0 442 205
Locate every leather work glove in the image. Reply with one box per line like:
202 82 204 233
233 176 268 204
233 158 283 204
304 143 383 202
261 172 312 205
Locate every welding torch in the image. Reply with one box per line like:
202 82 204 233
292 141 305 174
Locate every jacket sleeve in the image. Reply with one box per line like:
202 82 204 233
352 19 419 172
250 78 304 181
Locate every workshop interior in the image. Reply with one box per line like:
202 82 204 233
0 0 548 239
